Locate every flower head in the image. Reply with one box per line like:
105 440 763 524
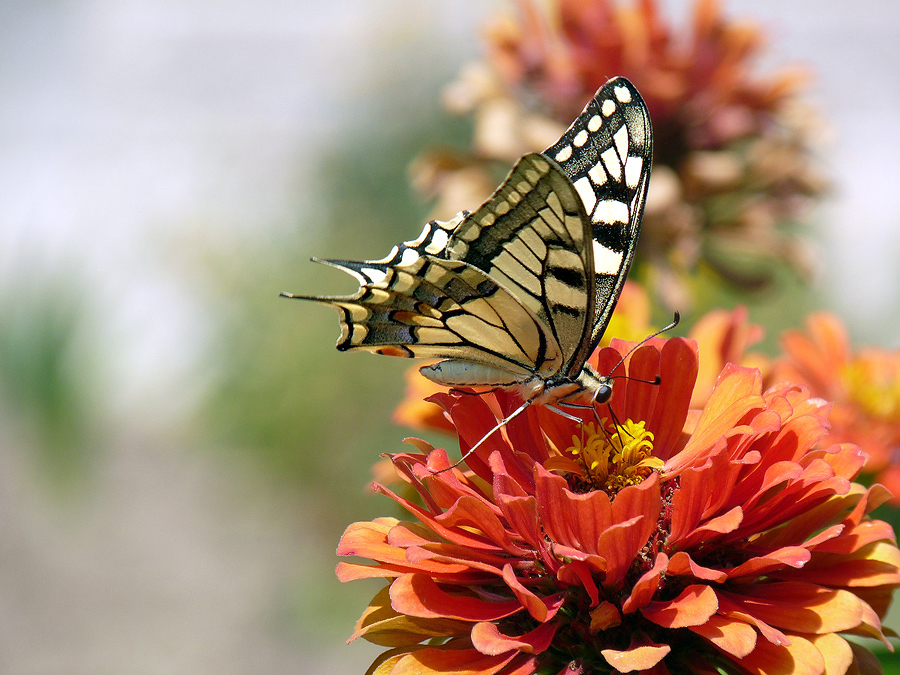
338 337 899 674
416 0 827 308
771 311 900 503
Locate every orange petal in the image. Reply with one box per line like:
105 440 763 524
805 633 853 675
392 645 518 675
601 633 671 672
350 585 470 646
689 614 757 658
726 546 811 579
590 601 622 633
390 573 523 621
621 552 669 613
470 620 556 656
719 582 864 634
641 584 718 628
666 365 764 476
740 633 825 675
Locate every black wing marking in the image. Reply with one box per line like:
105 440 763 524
544 76 652 363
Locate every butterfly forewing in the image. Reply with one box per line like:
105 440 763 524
545 78 652 361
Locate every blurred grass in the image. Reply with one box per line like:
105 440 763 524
0 266 100 485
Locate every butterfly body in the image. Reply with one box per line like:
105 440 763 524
284 77 651 421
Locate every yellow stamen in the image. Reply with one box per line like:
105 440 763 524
565 419 662 493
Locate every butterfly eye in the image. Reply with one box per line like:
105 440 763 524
593 383 613 405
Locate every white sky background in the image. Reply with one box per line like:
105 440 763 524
1 1 900 672
1 0 899 418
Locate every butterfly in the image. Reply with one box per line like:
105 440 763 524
283 77 653 455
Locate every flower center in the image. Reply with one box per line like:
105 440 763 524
842 356 900 423
566 419 662 493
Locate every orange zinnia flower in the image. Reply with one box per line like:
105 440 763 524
771 311 900 503
338 337 899 674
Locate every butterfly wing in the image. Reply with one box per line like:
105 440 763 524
545 77 653 369
293 154 593 384
285 77 652 389
348 77 652 377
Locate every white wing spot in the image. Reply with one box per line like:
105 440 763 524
555 145 573 162
601 147 622 179
613 126 629 161
587 115 602 132
614 85 632 103
592 242 625 274
400 248 420 267
587 163 608 187
573 129 589 147
592 199 629 225
601 99 616 117
361 267 388 285
406 223 432 247
424 227 449 255
573 176 597 216
624 155 644 189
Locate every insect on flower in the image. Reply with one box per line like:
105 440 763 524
283 77 655 458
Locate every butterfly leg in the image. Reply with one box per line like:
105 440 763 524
438 396 536 473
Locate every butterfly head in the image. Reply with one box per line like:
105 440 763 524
576 363 613 406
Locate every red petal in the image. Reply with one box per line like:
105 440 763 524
649 338 699 460
600 474 662 587
437 496 531 556
726 547 811 579
502 564 564 623
534 464 612 555
642 584 718 628
390 573 524 621
621 552 669 613
667 551 727 583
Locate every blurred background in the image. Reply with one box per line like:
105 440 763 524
0 1 899 673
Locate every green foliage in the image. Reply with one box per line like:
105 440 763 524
0 269 99 482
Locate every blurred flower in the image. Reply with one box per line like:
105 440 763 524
770 312 900 503
415 0 828 309
338 337 898 675
688 304 768 408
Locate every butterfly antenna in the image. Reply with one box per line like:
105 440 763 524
607 312 680 377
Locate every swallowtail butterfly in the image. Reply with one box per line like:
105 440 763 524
283 77 653 450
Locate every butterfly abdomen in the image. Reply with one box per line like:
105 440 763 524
419 359 535 389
